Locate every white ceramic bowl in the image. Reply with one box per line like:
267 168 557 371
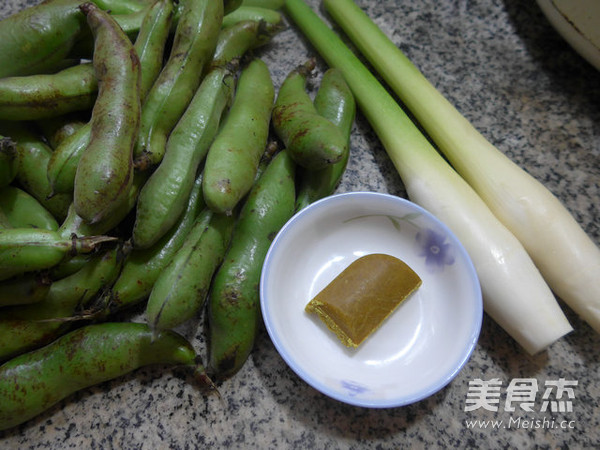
537 0 600 71
260 192 482 408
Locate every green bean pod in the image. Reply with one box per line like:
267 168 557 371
146 209 235 332
0 272 52 308
203 59 274 215
99 172 206 316
0 228 116 282
210 19 282 69
0 0 87 78
208 149 295 379
73 3 141 224
0 121 72 220
241 0 284 9
0 63 97 121
132 66 235 249
0 321 207 431
37 113 88 150
295 68 355 210
272 59 347 170
0 186 59 231
0 136 18 188
222 6 282 28
0 246 124 362
134 0 223 170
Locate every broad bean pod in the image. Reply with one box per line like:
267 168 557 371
132 66 235 249
0 136 18 188
170 0 243 30
0 246 123 361
221 6 282 28
0 121 72 220
59 171 147 239
210 19 283 69
0 228 116 282
146 209 235 332
97 172 205 316
203 58 275 215
295 67 355 210
0 272 52 308
46 122 91 196
48 254 91 279
272 59 347 170
225 0 244 14
134 0 223 170
68 5 152 59
241 0 284 9
132 0 174 99
0 210 11 229
0 185 59 231
313 68 355 141
37 113 88 150
208 149 295 379
0 0 87 78
73 2 141 224
0 321 208 431
93 0 154 14
0 63 97 121
48 1 170 196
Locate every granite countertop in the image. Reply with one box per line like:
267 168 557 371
1 0 599 448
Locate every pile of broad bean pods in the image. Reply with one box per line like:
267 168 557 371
0 0 355 431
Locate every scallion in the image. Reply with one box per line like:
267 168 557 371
321 0 600 334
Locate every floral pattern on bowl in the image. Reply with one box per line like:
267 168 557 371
345 213 456 274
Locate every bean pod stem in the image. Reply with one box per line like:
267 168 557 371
0 228 116 281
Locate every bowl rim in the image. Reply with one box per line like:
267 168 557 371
536 0 600 71
260 191 483 408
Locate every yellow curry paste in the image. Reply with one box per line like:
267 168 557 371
305 253 422 348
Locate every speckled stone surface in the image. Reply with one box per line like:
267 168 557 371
1 0 599 448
